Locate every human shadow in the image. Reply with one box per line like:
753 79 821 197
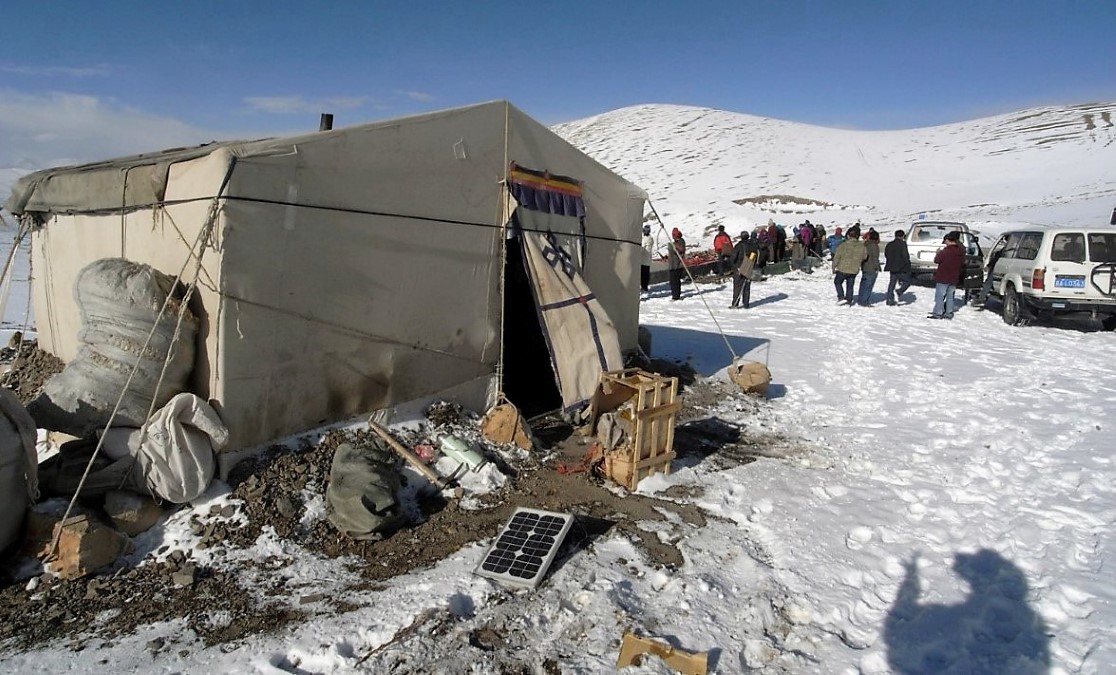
884 549 1050 674
747 292 789 308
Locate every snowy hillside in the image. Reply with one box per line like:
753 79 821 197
2 102 1116 674
554 102 1116 245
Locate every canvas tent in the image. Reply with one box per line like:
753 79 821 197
5 101 647 452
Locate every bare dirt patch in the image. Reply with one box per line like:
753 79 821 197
0 357 806 652
733 194 833 208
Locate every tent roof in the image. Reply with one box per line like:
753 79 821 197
5 101 644 216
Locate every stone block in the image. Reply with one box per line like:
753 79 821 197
47 514 131 580
103 490 163 537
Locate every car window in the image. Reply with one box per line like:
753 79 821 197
909 224 955 243
1051 233 1086 262
960 232 982 257
1015 233 1043 261
988 236 1008 257
1001 233 1025 259
1088 233 1116 263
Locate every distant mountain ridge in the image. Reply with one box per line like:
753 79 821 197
552 102 1116 240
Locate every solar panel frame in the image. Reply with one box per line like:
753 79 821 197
474 507 574 589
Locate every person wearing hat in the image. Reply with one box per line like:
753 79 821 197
929 231 964 319
831 225 866 304
826 227 845 258
640 224 654 293
728 230 759 308
884 229 912 305
713 225 733 276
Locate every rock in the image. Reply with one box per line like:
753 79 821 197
171 565 195 587
22 501 74 559
47 514 131 580
275 497 297 520
103 490 163 537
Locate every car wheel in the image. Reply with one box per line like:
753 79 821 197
1002 285 1025 326
1102 315 1116 332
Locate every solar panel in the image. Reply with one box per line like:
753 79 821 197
474 508 573 589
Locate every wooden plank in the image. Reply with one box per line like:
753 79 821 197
635 401 682 420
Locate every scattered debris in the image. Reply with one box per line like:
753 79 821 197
479 399 535 450
616 632 709 674
0 340 65 404
0 358 802 654
587 369 680 490
369 420 457 494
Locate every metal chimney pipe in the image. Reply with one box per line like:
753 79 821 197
319 113 334 131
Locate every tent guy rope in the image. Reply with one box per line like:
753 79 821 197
45 162 235 560
646 199 740 362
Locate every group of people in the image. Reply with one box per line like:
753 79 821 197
830 225 910 307
830 226 967 318
640 219 969 319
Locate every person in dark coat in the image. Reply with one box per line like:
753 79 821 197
728 231 759 308
774 224 787 263
929 232 964 319
668 227 687 301
884 230 912 305
974 243 1010 309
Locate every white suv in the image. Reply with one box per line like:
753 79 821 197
906 221 979 278
985 226 1116 329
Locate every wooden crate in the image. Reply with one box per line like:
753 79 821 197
588 368 680 490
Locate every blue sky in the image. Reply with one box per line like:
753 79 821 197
2 0 1114 169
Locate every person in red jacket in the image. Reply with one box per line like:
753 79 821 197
929 231 964 319
713 225 733 276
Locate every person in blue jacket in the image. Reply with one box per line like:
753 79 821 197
826 227 845 257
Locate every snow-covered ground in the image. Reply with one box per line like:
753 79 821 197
2 102 1115 673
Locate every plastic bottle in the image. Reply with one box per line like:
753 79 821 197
435 433 488 471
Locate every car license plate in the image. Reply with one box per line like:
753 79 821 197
1054 277 1085 288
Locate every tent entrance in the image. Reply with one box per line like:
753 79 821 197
501 234 563 419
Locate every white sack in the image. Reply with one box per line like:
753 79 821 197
101 393 227 503
29 258 197 436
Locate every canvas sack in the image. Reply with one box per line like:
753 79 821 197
737 253 756 278
327 440 403 540
0 388 38 556
99 393 227 503
480 399 535 450
728 360 772 397
28 258 198 437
